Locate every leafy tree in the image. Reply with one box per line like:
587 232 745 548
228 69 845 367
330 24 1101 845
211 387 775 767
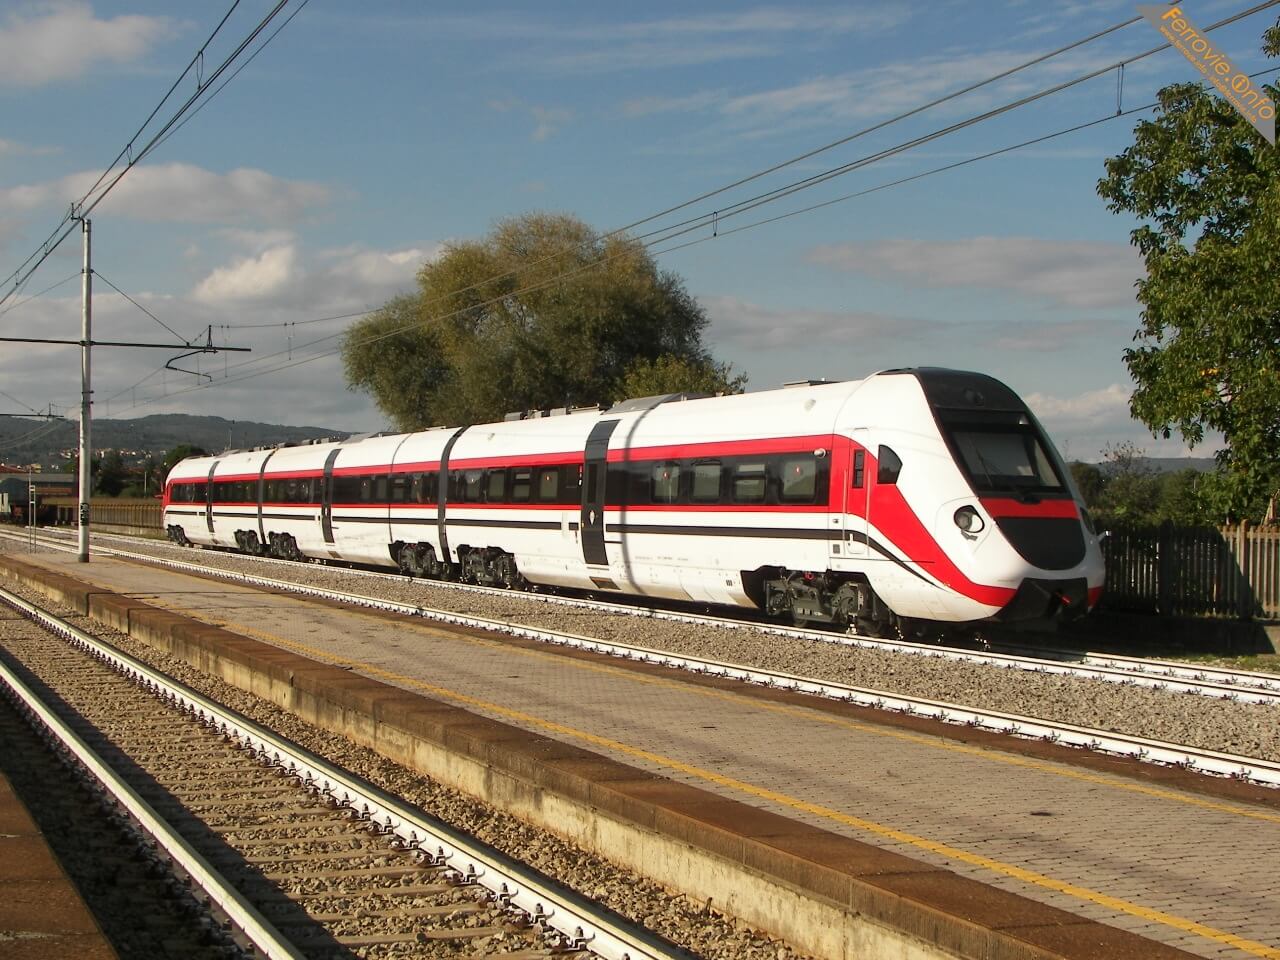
1068 461 1105 508
95 450 127 497
1095 442 1161 525
1096 18 1280 518
1157 469 1214 526
162 444 207 474
343 213 741 430
615 354 746 402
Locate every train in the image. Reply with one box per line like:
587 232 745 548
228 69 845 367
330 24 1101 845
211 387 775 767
162 367 1105 638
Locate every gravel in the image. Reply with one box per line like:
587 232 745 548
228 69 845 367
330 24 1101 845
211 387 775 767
51 534 1277 765
0 564 816 960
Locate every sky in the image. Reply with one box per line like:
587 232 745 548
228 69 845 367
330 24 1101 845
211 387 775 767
1 0 1275 463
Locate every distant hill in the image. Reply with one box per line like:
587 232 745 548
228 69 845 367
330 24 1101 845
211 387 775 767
0 414 349 470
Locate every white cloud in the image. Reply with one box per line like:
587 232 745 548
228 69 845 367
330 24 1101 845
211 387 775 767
808 236 1143 309
0 163 330 225
447 6 909 72
0 2 175 87
192 243 433 310
0 243 437 433
0 137 60 158
1023 383 1219 461
193 246 297 303
531 106 573 142
702 294 935 349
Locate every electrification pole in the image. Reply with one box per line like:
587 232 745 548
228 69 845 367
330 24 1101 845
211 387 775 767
77 218 91 563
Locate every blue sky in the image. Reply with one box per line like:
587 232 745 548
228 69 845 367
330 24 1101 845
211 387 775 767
1 0 1275 461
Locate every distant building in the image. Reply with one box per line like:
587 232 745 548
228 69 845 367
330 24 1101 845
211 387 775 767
0 470 76 522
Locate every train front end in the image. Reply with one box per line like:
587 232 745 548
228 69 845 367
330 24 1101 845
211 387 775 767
846 369 1104 633
917 368 1104 625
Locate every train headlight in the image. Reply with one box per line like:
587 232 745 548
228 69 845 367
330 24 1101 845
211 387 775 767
953 505 985 535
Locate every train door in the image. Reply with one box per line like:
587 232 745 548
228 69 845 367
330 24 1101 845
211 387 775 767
205 459 221 540
320 449 340 545
847 446 869 556
581 419 619 567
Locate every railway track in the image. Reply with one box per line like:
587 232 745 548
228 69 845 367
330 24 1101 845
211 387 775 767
0 580 694 960
4 527 1278 787
10 526 1280 705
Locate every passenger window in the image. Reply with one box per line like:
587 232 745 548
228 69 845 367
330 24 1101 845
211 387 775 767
732 463 766 503
390 474 410 503
780 457 818 502
561 465 582 504
877 446 903 485
486 469 506 502
691 462 722 502
652 463 681 503
511 469 531 503
464 470 483 502
537 468 559 502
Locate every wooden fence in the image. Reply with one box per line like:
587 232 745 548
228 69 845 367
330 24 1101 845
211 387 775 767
45 496 162 535
1102 521 1280 620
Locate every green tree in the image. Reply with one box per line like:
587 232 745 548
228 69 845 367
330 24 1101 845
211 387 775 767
615 354 746 403
1096 18 1280 518
1095 442 1161 525
95 449 127 497
1068 461 1105 508
160 445 207 486
343 213 740 430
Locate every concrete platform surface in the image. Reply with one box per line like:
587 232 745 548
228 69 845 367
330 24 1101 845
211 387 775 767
5 551 1280 960
0 751 117 959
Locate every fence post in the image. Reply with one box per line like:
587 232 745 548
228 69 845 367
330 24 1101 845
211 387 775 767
1157 520 1173 615
1237 519 1250 619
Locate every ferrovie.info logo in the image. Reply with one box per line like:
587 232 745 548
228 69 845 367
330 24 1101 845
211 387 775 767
1138 5 1275 144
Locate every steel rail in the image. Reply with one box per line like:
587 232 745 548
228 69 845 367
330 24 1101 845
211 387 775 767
14 526 1280 706
0 612 306 960
14 535 1277 788
0 581 693 960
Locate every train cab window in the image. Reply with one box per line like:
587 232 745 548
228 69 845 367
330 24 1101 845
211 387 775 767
877 446 903 485
652 463 681 503
780 457 818 502
510 469 531 503
853 450 865 488
731 463 767 503
486 469 506 502
691 462 722 503
537 467 559 502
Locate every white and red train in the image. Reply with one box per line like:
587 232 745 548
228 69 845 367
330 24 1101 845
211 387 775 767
163 368 1104 636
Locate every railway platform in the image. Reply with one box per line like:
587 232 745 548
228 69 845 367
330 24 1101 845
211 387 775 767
2 550 1278 960
0 738 117 959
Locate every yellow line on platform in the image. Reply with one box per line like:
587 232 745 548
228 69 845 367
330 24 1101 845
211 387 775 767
176 597 1280 959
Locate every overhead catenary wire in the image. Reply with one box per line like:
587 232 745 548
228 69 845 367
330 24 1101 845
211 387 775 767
0 273 82 323
33 2 1280 419
172 0 1280 369
626 0 1280 250
109 56 1280 416
0 1 300 309
94 272 192 344
104 3 1280 404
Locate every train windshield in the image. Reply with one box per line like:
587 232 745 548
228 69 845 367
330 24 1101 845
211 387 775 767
946 424 1065 498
